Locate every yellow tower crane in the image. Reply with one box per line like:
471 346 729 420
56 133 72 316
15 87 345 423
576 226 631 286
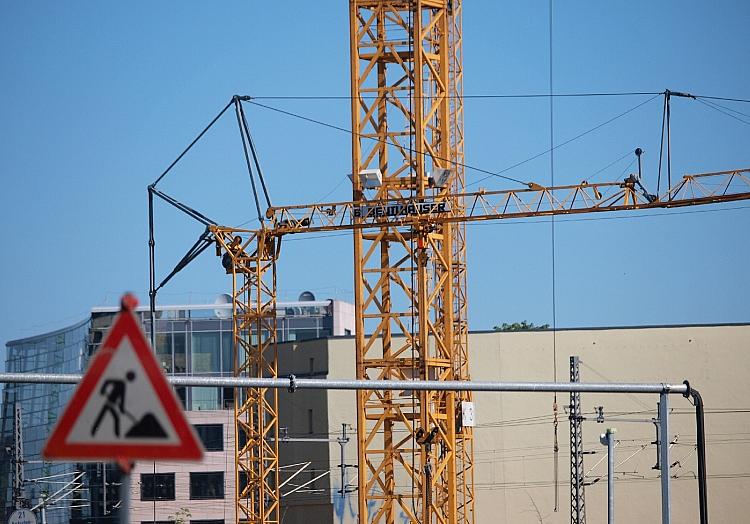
148 3 750 524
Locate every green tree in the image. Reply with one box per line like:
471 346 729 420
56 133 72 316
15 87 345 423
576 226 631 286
168 508 192 524
493 320 550 332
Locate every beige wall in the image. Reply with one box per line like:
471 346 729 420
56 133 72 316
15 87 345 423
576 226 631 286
279 324 750 524
468 325 750 524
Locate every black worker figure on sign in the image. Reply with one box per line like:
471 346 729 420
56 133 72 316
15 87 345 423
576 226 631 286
90 370 167 439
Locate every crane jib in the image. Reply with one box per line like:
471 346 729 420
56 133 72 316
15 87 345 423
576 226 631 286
352 200 451 219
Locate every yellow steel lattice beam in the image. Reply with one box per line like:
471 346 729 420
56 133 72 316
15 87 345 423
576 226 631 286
213 228 281 524
350 2 461 522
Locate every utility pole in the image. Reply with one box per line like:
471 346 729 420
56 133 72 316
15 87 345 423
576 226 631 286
600 428 616 524
13 402 25 509
39 493 47 524
658 394 671 524
337 423 355 499
569 356 586 524
102 462 107 518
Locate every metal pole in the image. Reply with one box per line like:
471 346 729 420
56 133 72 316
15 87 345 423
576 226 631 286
153 461 157 524
600 428 616 524
120 469 130 524
653 402 662 471
0 373 693 395
13 402 24 509
659 392 671 524
635 148 643 180
608 430 615 524
338 423 349 498
148 186 157 350
103 464 107 517
666 91 672 197
570 356 587 524
657 92 667 194
689 386 708 524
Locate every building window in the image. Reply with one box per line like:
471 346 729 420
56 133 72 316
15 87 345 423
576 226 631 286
190 472 224 500
140 473 175 501
173 332 187 373
175 386 187 409
191 332 220 372
155 332 172 373
223 387 235 410
192 387 220 410
221 331 234 373
194 423 223 452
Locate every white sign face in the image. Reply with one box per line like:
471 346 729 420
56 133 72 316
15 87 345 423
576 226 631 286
64 335 180 445
461 401 476 427
9 509 38 524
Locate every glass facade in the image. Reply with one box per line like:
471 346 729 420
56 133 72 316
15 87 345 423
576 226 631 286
0 319 89 523
0 298 351 522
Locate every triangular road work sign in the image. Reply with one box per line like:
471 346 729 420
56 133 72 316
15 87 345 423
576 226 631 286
44 295 204 462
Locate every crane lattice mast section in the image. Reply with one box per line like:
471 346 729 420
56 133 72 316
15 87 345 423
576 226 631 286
214 230 281 524
349 1 469 522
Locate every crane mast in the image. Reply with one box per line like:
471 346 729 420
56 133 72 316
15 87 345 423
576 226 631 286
349 1 467 522
214 230 281 524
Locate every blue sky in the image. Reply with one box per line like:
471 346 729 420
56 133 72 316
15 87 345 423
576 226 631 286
1 1 749 348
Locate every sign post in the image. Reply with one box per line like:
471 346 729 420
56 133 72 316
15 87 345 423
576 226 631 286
43 293 203 522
